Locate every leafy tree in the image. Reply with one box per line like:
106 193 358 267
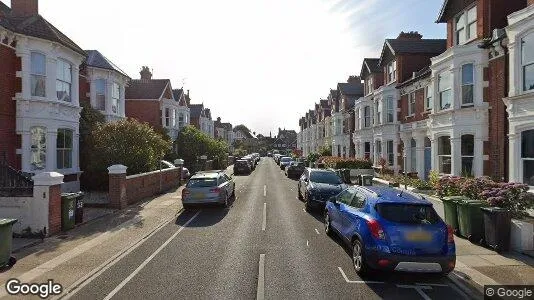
233 148 248 158
176 126 229 170
79 102 105 190
318 145 332 157
234 124 251 134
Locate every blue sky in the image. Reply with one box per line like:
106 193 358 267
29 0 446 136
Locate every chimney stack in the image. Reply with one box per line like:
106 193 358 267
397 31 423 40
347 75 361 84
11 0 39 17
139 66 152 80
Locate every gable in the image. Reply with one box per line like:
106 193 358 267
162 83 174 100
437 0 476 23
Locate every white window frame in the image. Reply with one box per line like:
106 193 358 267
521 129 534 186
438 71 452 111
375 100 382 125
364 106 371 128
461 63 474 106
56 128 73 170
455 5 477 45
408 92 416 117
375 140 382 166
386 140 394 166
438 136 452 175
95 79 106 111
461 134 474 177
410 139 417 172
165 108 171 127
425 85 433 111
56 59 72 102
366 76 373 95
30 52 46 97
387 61 396 83
30 126 46 170
521 32 534 92
111 82 120 114
386 96 394 123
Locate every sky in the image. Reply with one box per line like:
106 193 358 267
24 0 445 136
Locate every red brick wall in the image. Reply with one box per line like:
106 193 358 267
109 173 127 209
0 45 21 168
398 86 429 124
78 64 90 104
125 168 180 204
48 184 62 235
190 116 200 129
125 100 161 128
447 20 454 49
397 54 434 84
487 55 507 181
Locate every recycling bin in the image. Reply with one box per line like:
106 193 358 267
442 196 467 234
74 192 85 225
0 218 17 268
357 174 373 186
61 193 76 231
481 207 511 253
457 200 487 243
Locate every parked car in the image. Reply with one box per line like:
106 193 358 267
279 156 293 170
242 156 255 170
298 168 347 211
274 154 281 164
324 186 456 276
234 159 251 175
286 161 305 178
182 171 235 208
160 160 175 169
267 152 272 157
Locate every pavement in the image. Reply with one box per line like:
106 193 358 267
0 158 474 300
374 177 534 296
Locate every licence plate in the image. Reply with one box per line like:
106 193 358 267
193 193 205 199
405 231 432 242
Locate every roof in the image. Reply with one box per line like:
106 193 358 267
125 79 170 99
379 39 446 66
338 82 364 96
436 0 477 23
356 186 431 205
363 58 381 73
397 67 432 88
320 99 330 109
190 171 222 179
189 104 204 118
0 4 85 56
85 50 129 78
204 108 212 119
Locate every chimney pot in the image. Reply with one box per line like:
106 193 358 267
11 0 39 17
397 31 423 40
139 66 152 80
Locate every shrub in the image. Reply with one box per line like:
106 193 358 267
480 182 534 218
428 170 440 190
436 176 464 198
176 126 229 170
459 176 497 200
79 102 106 191
411 178 434 190
320 157 372 169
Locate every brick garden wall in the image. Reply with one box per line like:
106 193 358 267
48 185 62 235
125 168 180 205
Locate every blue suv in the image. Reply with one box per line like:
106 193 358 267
324 186 455 276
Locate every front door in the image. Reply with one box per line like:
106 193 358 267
424 147 431 180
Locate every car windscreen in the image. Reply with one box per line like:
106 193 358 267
236 161 248 166
187 178 218 188
281 157 292 162
375 203 441 225
309 171 343 184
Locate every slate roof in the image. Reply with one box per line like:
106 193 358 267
338 82 364 96
85 50 129 78
363 58 381 73
125 79 170 99
204 108 212 119
385 39 447 55
0 3 85 56
189 104 204 119
320 99 330 109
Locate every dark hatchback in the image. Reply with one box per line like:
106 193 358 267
233 159 251 175
298 168 347 211
286 162 305 179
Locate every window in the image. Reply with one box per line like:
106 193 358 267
386 96 394 123
364 106 371 128
30 126 46 170
425 85 433 111
438 136 452 174
410 139 417 172
165 108 170 127
366 77 373 94
522 33 534 92
355 108 360 130
461 134 474 177
178 113 184 128
408 92 416 116
438 72 452 110
112 83 120 113
375 100 381 125
57 128 73 169
521 130 534 186
95 79 106 111
364 142 371 160
31 52 46 97
386 140 394 166
387 61 396 83
351 192 366 208
375 140 382 165
56 59 72 102
455 5 477 45
338 189 355 205
462 64 474 105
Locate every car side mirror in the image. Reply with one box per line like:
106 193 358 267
328 196 337 204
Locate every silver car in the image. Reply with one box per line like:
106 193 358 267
182 171 235 208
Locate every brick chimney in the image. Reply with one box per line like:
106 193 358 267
529 0 534 6
139 66 152 80
397 31 423 40
11 0 39 17
347 76 361 84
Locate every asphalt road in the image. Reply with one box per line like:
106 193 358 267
66 158 471 300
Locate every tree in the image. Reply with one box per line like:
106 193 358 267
318 145 332 157
234 124 251 134
79 102 105 190
175 126 229 170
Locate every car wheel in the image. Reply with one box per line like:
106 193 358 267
297 185 303 200
223 193 229 208
352 239 369 275
182 203 191 210
324 211 333 236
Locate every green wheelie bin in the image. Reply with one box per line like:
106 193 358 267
61 193 76 231
457 199 487 243
442 196 467 234
0 218 18 268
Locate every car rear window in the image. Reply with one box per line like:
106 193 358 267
309 171 343 184
236 161 247 166
187 178 217 188
375 204 441 225
281 157 292 162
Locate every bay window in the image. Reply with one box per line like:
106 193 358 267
522 33 534 92
386 140 394 166
522 130 534 186
57 129 73 169
366 77 373 94
461 64 474 105
438 136 452 174
355 108 360 130
112 83 120 114
461 134 474 177
375 140 382 165
386 96 394 123
30 126 46 170
364 106 371 128
408 92 416 116
375 101 381 125
165 108 170 127
95 79 106 111
438 72 452 110
178 113 184 128
56 59 72 102
31 52 46 97
387 61 396 83
425 85 433 111
172 109 176 127
455 5 477 45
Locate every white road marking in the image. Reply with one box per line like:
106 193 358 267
103 211 200 300
315 228 320 235
337 267 384 284
263 185 266 197
262 203 267 231
256 254 265 300
397 284 432 300
306 240 309 247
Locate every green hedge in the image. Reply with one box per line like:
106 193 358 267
333 159 373 169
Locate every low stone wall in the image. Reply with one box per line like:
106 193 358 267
125 168 180 205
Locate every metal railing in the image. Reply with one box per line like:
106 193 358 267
0 153 34 197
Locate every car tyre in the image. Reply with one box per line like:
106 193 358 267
182 203 192 210
223 192 230 208
305 194 312 212
352 239 369 276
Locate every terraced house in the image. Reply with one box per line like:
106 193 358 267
189 103 215 138
332 76 363 158
0 0 86 192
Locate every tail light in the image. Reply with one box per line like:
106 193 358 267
182 189 190 198
447 225 455 244
367 219 385 240
210 187 221 194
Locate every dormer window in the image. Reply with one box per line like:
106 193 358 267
366 76 373 94
455 5 477 45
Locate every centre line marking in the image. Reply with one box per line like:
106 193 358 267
262 203 267 231
315 228 320 235
306 240 309 247
263 185 266 197
256 254 265 300
103 211 200 300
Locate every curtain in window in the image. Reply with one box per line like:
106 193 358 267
30 127 46 170
31 53 46 97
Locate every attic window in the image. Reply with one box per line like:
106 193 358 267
455 5 477 45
